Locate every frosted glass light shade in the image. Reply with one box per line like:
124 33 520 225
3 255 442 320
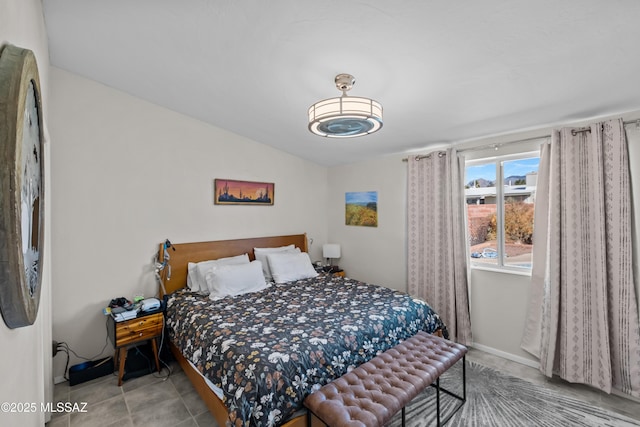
308 96 383 138
322 244 341 259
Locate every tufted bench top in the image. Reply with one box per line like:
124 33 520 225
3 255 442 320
303 331 467 427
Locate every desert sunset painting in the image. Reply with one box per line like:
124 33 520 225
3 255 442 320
214 179 274 205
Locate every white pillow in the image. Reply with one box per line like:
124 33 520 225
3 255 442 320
267 252 319 284
253 245 300 281
205 260 267 298
187 253 250 293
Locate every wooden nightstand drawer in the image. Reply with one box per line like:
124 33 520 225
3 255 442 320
116 323 162 346
109 312 163 346
115 312 162 334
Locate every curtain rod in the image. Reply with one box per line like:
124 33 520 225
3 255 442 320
401 135 549 162
402 119 640 162
570 125 600 136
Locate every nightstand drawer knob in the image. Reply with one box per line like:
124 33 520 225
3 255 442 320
139 332 143 336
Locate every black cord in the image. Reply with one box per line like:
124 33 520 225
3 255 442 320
154 315 172 380
58 347 70 381
56 317 111 380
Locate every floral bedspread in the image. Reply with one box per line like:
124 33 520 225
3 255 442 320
165 272 448 427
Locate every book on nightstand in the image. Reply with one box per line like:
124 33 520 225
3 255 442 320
111 309 138 322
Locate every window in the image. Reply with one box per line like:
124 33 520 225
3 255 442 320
465 152 540 271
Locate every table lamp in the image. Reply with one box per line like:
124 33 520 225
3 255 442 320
322 244 341 267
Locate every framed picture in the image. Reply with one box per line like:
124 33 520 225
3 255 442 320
214 179 274 205
0 45 45 328
345 191 378 227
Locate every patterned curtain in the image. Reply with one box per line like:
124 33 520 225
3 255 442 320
407 148 472 345
521 118 640 397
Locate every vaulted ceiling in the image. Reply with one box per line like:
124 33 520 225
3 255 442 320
42 1 640 166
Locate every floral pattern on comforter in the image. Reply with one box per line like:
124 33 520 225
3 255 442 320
165 273 448 427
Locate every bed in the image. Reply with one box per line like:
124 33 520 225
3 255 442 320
158 234 447 427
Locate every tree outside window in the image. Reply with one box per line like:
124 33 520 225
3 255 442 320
465 154 539 271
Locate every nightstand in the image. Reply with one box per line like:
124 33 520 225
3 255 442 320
107 310 163 386
315 265 345 277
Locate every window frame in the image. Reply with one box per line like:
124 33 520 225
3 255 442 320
464 150 539 275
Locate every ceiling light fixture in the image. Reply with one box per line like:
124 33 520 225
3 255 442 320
308 74 383 138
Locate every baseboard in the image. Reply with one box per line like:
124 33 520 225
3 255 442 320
611 388 640 403
471 342 540 369
54 375 66 385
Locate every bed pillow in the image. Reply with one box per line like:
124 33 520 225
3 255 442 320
253 245 300 281
267 252 319 283
204 260 267 298
187 253 250 293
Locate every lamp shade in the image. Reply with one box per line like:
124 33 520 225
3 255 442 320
308 74 382 138
322 244 341 259
308 96 383 138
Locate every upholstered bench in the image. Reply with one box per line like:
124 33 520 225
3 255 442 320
303 331 467 427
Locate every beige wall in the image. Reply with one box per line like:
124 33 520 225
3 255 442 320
327 154 408 290
328 112 640 367
48 68 329 380
0 1 53 426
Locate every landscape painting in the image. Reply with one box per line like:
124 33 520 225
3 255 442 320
214 179 274 205
345 191 378 227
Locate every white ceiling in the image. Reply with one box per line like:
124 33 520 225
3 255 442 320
42 0 640 166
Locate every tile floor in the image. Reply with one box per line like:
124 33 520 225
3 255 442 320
47 347 640 427
47 360 218 427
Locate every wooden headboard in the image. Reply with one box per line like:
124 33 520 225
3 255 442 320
157 233 308 296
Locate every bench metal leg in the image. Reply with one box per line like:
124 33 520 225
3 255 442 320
436 377 441 427
431 355 466 426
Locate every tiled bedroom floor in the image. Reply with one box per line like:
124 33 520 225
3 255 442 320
46 359 218 427
47 347 640 427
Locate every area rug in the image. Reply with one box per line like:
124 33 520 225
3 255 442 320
389 360 640 427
